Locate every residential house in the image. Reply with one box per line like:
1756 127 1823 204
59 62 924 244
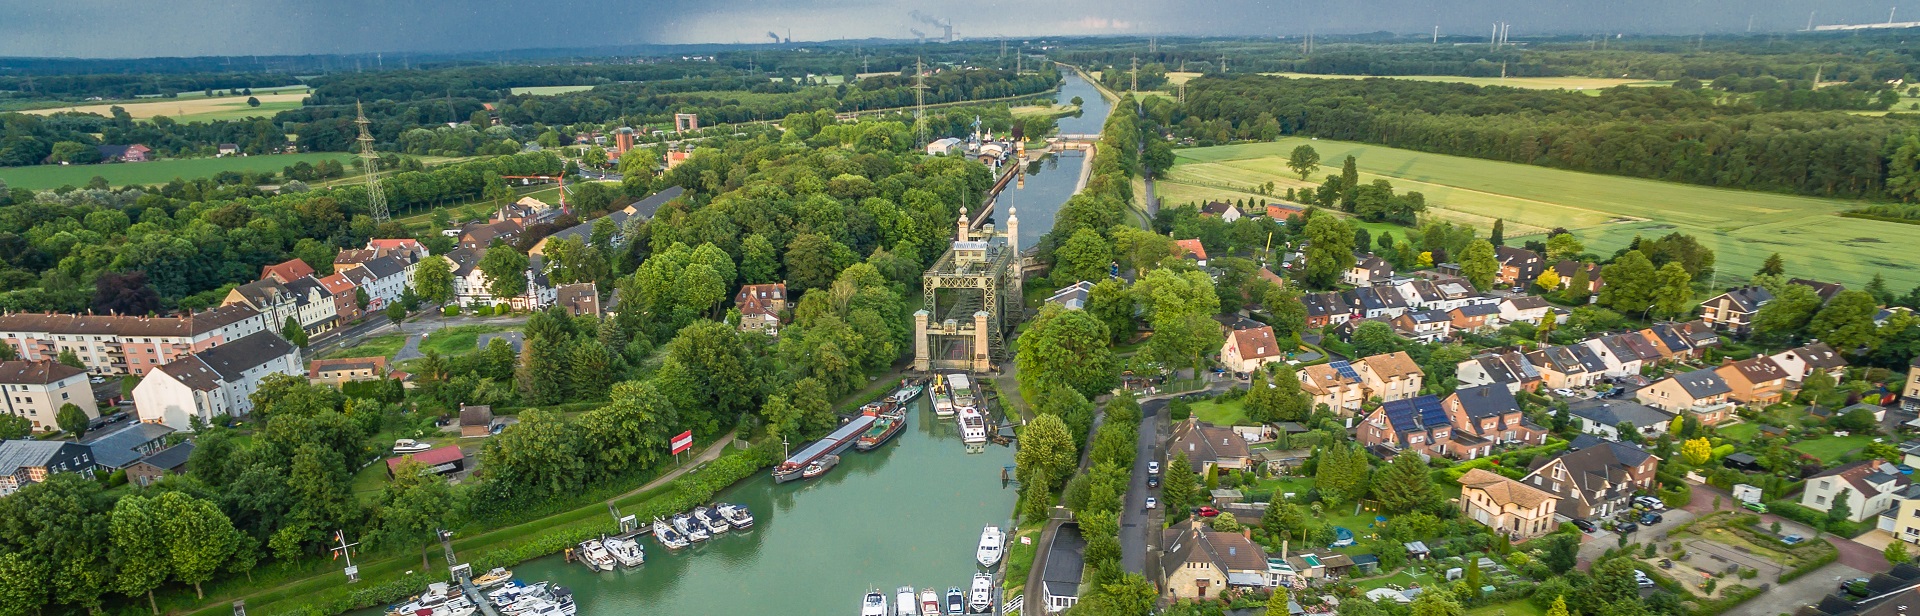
1041 522 1087 612
1567 400 1676 440
1199 201 1244 222
1715 356 1792 406
1802 461 1909 523
1344 254 1394 287
1791 278 1847 303
337 255 413 311
1391 279 1446 311
1391 310 1453 344
1265 204 1304 220
457 220 525 251
260 258 315 284
307 356 387 386
1700 286 1773 335
446 248 490 306
1449 303 1502 334
385 446 466 477
553 283 601 317
1494 247 1546 287
736 283 788 336
317 272 360 323
1770 342 1848 385
1458 468 1561 541
81 422 174 469
125 442 193 488
1637 369 1735 425
1497 295 1552 326
530 187 685 257
1640 320 1720 360
1220 326 1286 375
1443 384 1547 457
1582 332 1662 378
0 440 96 496
0 360 97 431
1046 281 1095 311
1298 361 1366 415
1328 317 1392 344
1552 261 1603 294
96 144 152 162
1301 292 1353 329
1161 520 1271 599
460 405 495 438
1455 351 1542 394
1357 351 1424 402
1524 344 1608 389
364 238 430 262
223 276 334 335
1343 286 1408 320
1176 239 1209 267
0 304 267 376
1358 395 1456 459
1522 439 1659 519
216 144 240 156
132 331 303 431
1168 418 1250 474
1906 357 1920 414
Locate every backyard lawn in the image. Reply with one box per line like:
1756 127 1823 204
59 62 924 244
1190 398 1251 426
1791 434 1878 462
418 325 515 356
321 334 407 360
1716 423 1761 443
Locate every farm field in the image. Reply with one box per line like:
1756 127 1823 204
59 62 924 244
21 89 311 122
1159 138 1917 289
1257 72 1671 91
510 85 597 95
0 152 355 190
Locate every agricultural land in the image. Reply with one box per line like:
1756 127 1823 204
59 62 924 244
0 152 355 190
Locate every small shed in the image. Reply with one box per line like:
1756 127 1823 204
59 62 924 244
460 405 495 438
1349 553 1380 574
1404 541 1431 560
386 446 465 477
1723 452 1763 472
1211 489 1245 506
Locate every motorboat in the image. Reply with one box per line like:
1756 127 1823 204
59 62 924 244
891 382 926 405
488 582 548 608
968 574 993 613
652 517 689 550
604 535 644 567
861 589 888 616
511 587 576 616
946 588 965 615
576 539 616 571
957 407 988 444
470 568 513 588
931 375 955 417
801 454 839 479
976 526 1004 568
692 506 730 534
672 513 709 542
716 502 754 529
920 589 941 616
897 586 919 616
393 439 433 454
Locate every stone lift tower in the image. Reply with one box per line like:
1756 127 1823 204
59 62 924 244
914 206 1022 373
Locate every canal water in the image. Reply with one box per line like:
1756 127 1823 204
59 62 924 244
496 398 1018 616
993 71 1113 251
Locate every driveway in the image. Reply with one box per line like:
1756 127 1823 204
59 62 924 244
1576 507 1697 567
1122 399 1166 575
1720 562 1865 616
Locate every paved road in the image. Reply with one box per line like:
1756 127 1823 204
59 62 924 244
1122 399 1166 575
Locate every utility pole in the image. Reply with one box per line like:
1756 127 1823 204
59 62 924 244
1130 56 1139 94
330 531 361 583
1219 53 1228 74
355 101 390 225
912 57 929 149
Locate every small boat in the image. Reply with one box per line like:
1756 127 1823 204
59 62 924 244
932 375 956 417
920 589 941 616
861 589 889 616
716 503 754 529
470 568 513 588
802 454 839 479
509 587 576 616
576 539 616 571
652 517 689 550
947 373 976 407
946 588 965 615
672 513 709 542
604 535 645 567
957 407 988 445
692 506 730 534
393 439 433 454
855 404 907 451
897 586 919 616
968 574 993 613
891 382 926 405
489 582 548 607
977 526 1004 567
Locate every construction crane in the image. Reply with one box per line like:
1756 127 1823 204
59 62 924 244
499 175 570 212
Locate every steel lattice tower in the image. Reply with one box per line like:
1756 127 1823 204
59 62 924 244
356 101 390 224
913 57 929 149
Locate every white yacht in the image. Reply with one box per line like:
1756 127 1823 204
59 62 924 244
652 517 689 550
897 586 919 616
968 574 993 613
957 407 988 444
976 526 1004 568
576 539 616 571
716 502 754 529
604 535 644 567
861 589 889 616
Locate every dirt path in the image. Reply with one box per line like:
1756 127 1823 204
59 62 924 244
609 428 739 502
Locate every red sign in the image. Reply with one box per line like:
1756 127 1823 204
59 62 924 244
670 430 694 455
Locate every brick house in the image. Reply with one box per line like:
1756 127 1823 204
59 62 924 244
1358 395 1456 459
1714 356 1792 406
1444 384 1547 455
1301 292 1353 329
1636 369 1735 425
316 272 359 322
125 442 194 488
1448 303 1501 334
1459 468 1561 541
1494 246 1546 287
1522 438 1659 520
736 283 788 336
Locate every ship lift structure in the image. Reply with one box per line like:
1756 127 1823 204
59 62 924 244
914 205 1022 373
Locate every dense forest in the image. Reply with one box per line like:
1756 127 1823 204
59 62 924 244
1173 74 1916 199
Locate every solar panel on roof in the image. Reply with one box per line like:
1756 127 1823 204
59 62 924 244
1329 360 1360 381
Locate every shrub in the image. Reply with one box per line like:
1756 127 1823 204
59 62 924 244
443 305 461 316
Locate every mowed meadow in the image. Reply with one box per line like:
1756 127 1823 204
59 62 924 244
0 152 355 189
1158 137 1920 290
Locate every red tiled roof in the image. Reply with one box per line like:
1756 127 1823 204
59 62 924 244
1175 239 1208 261
386 446 463 472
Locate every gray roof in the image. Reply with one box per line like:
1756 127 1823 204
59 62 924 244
83 422 176 468
1669 369 1733 398
358 255 408 279
0 440 73 476
1452 384 1520 419
139 441 194 471
1568 400 1675 429
445 247 482 277
1041 522 1086 599
157 331 297 390
624 185 685 221
1716 286 1774 312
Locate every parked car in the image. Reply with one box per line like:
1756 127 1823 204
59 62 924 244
1781 535 1805 545
1742 501 1769 513
1635 571 1655 588
1640 512 1663 525
1572 519 1597 533
1553 388 1575 397
1633 496 1666 510
1615 521 1639 534
1196 506 1221 518
1147 461 1161 475
1148 475 1160 488
1145 497 1158 510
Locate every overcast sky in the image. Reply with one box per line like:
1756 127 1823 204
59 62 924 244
2 0 1915 58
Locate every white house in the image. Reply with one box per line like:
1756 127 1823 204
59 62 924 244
133 331 302 431
1801 461 1910 523
1220 325 1285 375
339 256 414 310
223 277 336 335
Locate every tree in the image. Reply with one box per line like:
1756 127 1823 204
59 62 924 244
1054 227 1113 284
1016 414 1076 491
109 495 170 615
479 243 530 302
1086 278 1137 344
1458 239 1499 290
56 348 83 370
1351 321 1404 357
1135 268 1223 374
1316 442 1370 504
1266 587 1292 616
153 491 245 599
1567 264 1592 303
354 287 371 312
1372 453 1437 513
1651 262 1694 319
246 96 261 107
1410 587 1464 616
280 316 308 349
1339 156 1360 210
1545 233 1585 262
1301 214 1356 289
1016 305 1118 401
373 458 453 570
1754 283 1823 340
1758 253 1786 277
93 271 161 317
0 414 28 440
1545 594 1571 616
1490 218 1505 246
1539 533 1579 574
55 403 89 438
1681 437 1713 465
1534 267 1561 291
1889 541 1913 565
1246 369 1310 423
1808 290 1885 353
1163 452 1197 513
1287 144 1321 180
1598 250 1657 315
412 256 455 309
1829 488 1854 524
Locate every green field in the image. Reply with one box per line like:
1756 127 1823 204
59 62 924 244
418 324 516 356
510 85 597 96
1256 72 1672 92
1189 398 1251 426
1161 138 1917 289
1790 434 1878 462
321 334 407 360
0 152 356 190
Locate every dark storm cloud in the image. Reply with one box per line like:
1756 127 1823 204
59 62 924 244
1 0 1915 58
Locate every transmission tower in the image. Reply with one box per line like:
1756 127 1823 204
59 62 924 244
1129 56 1139 93
912 57 929 149
355 101 390 224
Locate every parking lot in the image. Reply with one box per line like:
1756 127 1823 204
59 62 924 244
1577 500 1698 566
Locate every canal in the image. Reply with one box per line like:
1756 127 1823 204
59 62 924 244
497 398 1018 615
996 70 1112 251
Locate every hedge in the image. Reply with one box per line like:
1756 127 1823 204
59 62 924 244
1766 500 1873 537
1435 439 1569 483
1688 585 1764 616
1778 547 1839 583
